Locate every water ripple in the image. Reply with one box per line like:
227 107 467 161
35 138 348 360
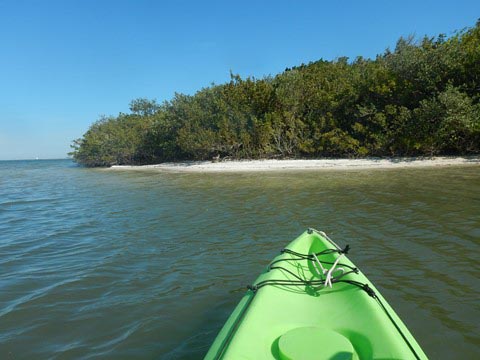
0 160 479 359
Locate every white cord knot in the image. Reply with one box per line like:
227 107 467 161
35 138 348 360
312 253 345 288
324 254 344 288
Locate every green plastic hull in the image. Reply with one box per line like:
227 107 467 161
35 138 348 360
205 230 428 360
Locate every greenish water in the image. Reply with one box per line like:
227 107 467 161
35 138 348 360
0 159 479 359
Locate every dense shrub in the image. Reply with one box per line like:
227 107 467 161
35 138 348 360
71 22 480 166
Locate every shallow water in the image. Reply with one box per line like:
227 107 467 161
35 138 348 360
0 159 479 359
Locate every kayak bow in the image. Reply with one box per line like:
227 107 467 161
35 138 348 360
205 229 427 360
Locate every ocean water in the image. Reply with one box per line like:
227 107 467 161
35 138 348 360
0 159 479 359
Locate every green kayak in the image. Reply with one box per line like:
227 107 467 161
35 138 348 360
205 229 428 360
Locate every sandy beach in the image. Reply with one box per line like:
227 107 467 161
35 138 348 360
109 156 480 172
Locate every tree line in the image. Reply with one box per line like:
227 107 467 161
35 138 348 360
70 21 480 167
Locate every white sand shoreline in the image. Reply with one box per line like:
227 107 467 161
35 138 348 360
108 156 480 173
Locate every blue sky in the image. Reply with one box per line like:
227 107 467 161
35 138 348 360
0 0 478 160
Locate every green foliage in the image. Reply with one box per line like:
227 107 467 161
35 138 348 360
71 21 480 166
129 98 161 116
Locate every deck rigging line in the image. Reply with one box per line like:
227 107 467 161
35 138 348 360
247 243 422 360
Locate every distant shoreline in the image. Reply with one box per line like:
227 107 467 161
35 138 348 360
107 156 480 173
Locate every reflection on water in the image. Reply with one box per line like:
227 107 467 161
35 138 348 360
0 160 479 359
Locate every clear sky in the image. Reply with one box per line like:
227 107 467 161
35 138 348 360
0 0 478 160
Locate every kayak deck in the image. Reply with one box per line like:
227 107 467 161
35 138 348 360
205 229 427 360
